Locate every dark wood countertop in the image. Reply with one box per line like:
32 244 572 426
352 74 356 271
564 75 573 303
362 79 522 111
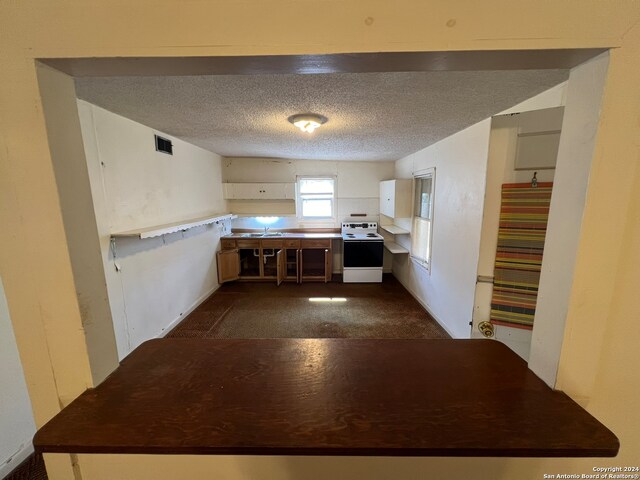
34 338 618 457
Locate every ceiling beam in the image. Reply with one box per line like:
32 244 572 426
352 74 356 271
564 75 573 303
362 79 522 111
41 49 606 77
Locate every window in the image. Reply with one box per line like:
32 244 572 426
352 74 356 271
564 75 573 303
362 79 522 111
411 168 435 269
296 177 336 220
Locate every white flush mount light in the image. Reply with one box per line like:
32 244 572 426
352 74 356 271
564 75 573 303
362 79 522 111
288 113 328 133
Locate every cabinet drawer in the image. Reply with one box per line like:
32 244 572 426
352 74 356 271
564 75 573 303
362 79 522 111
261 239 284 248
284 239 301 249
236 239 261 248
220 238 237 250
301 238 332 249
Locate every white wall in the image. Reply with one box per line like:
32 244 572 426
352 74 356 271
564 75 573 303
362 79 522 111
497 83 567 116
38 64 119 385
389 65 608 386
393 120 492 338
224 157 394 273
473 90 566 359
224 157 394 228
390 83 568 343
78 101 228 359
0 277 36 478
529 53 610 387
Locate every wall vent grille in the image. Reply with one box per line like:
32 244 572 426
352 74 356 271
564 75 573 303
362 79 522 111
154 135 173 155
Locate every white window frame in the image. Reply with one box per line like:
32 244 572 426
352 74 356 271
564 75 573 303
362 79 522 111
410 167 435 272
295 176 337 222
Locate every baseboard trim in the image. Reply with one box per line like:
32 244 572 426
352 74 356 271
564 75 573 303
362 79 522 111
391 273 458 339
158 283 221 338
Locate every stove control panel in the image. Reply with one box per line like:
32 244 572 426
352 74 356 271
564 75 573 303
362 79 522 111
341 221 380 238
342 222 377 230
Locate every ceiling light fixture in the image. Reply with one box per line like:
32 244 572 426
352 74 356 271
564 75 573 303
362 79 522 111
288 113 328 133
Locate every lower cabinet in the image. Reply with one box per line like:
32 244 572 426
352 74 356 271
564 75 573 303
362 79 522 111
217 237 333 284
299 239 332 282
280 239 302 283
262 239 298 283
237 239 262 279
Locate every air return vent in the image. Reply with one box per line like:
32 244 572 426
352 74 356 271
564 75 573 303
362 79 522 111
154 135 173 155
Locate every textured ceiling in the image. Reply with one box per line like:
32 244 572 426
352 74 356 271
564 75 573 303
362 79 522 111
75 70 568 161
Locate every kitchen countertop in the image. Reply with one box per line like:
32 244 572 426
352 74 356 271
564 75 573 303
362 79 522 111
224 232 343 239
34 338 618 457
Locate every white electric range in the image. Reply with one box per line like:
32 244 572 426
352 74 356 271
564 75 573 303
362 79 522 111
341 221 384 283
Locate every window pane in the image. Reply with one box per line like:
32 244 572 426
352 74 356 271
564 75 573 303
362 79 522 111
411 217 431 263
299 178 334 194
414 177 433 219
300 193 332 200
302 199 332 217
411 171 434 267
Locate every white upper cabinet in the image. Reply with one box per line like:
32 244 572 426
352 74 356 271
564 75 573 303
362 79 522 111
223 183 295 200
379 179 411 219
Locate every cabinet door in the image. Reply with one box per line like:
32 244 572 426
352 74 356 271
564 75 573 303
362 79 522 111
231 183 262 199
283 183 295 199
259 183 296 199
217 249 240 283
324 248 332 283
379 180 395 217
393 179 412 218
276 249 285 286
261 184 282 199
225 183 296 200
298 249 303 283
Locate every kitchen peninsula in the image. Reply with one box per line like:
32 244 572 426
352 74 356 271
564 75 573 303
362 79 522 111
34 338 619 457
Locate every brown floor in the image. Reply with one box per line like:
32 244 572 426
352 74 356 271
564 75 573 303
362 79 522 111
168 274 449 339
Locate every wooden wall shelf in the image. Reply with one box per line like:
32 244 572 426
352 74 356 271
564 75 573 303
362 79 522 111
111 213 236 239
384 241 409 254
34 338 618 457
380 225 410 235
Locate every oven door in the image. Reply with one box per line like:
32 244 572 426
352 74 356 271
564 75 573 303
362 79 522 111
343 240 384 268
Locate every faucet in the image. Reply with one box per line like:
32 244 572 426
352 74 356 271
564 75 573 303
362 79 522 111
264 226 269 235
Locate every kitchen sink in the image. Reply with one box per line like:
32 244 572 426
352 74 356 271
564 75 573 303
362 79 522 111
241 232 285 238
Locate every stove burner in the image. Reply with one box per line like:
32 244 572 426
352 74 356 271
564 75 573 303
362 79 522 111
346 233 355 237
366 233 377 237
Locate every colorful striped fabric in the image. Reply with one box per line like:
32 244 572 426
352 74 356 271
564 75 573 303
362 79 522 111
490 183 553 330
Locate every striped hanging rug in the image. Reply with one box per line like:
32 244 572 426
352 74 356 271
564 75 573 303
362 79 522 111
490 182 553 330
